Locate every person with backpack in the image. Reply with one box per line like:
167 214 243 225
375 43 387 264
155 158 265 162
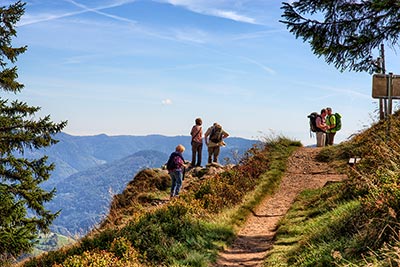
204 123 229 164
166 144 186 198
315 109 328 147
190 118 203 167
325 107 336 146
325 107 342 146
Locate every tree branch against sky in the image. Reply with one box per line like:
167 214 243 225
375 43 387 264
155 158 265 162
280 0 400 73
0 1 67 263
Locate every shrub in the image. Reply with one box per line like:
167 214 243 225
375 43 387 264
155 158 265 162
52 249 140 267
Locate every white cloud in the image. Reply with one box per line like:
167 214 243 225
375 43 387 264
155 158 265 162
162 99 173 105
158 0 259 24
19 0 138 26
65 0 137 24
19 10 85 26
211 10 256 24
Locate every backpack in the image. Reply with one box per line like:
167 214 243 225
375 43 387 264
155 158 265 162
209 126 223 143
166 152 184 171
307 112 319 132
333 113 342 131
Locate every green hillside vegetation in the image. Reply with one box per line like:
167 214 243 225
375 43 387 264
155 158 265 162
24 234 75 259
46 150 168 235
19 137 300 267
266 111 400 267
19 110 400 267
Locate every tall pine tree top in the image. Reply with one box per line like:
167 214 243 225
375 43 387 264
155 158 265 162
0 1 67 264
281 0 400 72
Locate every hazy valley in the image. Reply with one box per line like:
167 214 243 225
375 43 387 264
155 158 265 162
30 133 257 235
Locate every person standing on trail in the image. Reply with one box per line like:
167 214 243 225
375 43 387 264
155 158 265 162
190 118 203 167
204 123 229 164
166 144 186 198
325 107 336 146
316 109 328 147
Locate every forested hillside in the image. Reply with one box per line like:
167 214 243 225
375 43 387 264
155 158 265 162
33 133 255 186
30 133 256 235
45 150 168 235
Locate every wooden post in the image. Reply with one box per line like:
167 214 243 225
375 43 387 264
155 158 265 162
380 44 387 119
379 98 384 120
388 72 393 115
380 44 388 118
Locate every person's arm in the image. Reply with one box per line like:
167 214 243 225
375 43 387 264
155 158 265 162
316 117 324 130
204 128 210 145
190 126 195 136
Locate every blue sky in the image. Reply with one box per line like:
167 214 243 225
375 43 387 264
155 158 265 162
6 0 400 145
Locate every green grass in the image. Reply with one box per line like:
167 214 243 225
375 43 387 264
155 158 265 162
265 111 400 267
265 183 362 267
26 113 400 267
223 137 301 229
21 136 301 267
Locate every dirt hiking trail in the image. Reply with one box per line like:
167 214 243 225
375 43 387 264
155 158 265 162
214 146 347 267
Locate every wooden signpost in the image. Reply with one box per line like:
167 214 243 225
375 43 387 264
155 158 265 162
372 73 400 117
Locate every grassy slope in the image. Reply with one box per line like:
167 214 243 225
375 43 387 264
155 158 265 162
20 137 301 267
21 110 400 267
266 111 400 267
32 234 75 256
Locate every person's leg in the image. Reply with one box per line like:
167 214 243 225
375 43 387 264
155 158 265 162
208 146 213 163
325 133 330 146
173 170 183 196
213 146 220 162
316 132 324 147
196 143 203 166
329 132 336 145
316 132 321 147
170 172 177 197
191 143 196 166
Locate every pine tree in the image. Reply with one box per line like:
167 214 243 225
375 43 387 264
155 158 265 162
281 0 400 72
0 1 67 263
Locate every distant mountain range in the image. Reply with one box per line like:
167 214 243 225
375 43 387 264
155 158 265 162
28 133 257 235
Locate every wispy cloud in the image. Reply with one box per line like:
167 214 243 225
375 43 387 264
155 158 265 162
230 29 287 41
240 56 277 75
20 9 86 26
211 10 256 24
171 27 210 43
65 0 137 24
158 0 259 24
295 80 371 100
19 0 137 26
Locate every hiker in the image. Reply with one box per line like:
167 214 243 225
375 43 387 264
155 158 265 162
325 107 336 146
167 144 186 198
204 123 229 164
190 118 203 167
316 109 328 147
